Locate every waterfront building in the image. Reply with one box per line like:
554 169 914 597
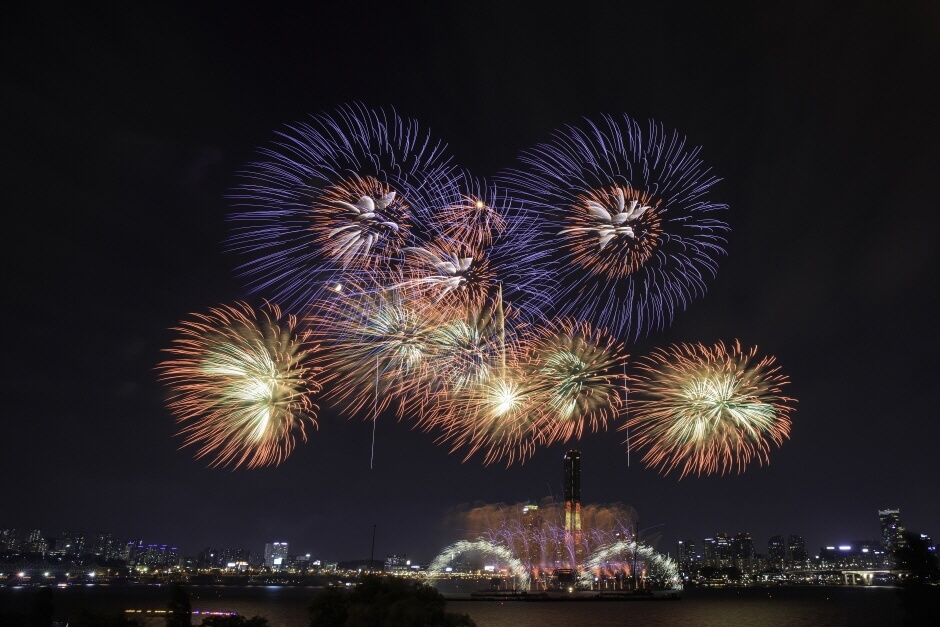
703 533 732 568
26 529 47 554
787 534 808 566
878 508 907 556
521 503 544 575
818 541 888 569
731 532 756 573
0 528 17 551
768 535 786 568
264 541 289 570
676 540 698 566
57 530 86 557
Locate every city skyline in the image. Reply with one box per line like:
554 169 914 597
2 501 931 567
4 3 938 565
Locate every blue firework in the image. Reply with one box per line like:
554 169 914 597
228 103 458 312
500 114 729 340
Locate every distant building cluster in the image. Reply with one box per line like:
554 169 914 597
0 526 384 581
675 508 936 585
2 506 934 585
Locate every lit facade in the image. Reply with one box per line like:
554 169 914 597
878 508 907 556
563 450 582 567
264 541 289 570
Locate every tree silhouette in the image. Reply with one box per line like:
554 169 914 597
166 584 192 627
309 576 475 627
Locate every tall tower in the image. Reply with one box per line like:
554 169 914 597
563 450 582 568
878 508 907 555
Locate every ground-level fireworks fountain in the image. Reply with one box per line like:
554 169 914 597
426 451 681 594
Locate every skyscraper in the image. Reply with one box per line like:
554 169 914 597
521 503 544 575
878 508 907 555
264 542 289 570
768 535 786 567
787 534 807 564
563 450 583 568
563 450 582 536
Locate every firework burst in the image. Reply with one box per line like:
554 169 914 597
433 352 546 466
520 318 629 445
158 302 321 469
228 103 458 311
306 283 438 417
623 340 794 477
501 113 729 339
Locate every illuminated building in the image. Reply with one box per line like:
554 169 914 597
703 533 731 568
878 508 907 556
767 535 786 567
563 450 582 567
264 541 289 570
818 541 888 569
0 528 18 551
521 503 544 575
731 532 755 572
787 534 807 565
676 540 697 566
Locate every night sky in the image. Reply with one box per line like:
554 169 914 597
4 2 939 565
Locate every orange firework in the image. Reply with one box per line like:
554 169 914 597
519 318 629 445
158 302 321 469
306 282 444 421
398 238 497 311
622 340 795 478
559 185 663 280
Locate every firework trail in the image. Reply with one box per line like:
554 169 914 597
622 340 795 477
228 103 458 312
501 113 729 340
158 302 321 469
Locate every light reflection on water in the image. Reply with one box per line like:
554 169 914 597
0 584 918 627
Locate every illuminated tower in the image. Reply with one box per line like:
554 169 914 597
878 508 907 556
563 450 582 567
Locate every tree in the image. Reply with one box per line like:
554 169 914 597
309 576 475 627
165 583 192 627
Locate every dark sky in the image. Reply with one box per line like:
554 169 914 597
4 2 939 564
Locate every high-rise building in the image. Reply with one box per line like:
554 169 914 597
731 533 755 572
521 503 544 574
27 529 47 554
0 528 17 551
264 542 289 570
676 540 697 567
58 531 86 557
563 451 582 567
878 508 908 555
787 534 807 564
768 535 786 567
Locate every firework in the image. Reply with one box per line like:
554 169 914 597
501 113 729 339
306 281 445 420
433 358 545 466
228 103 458 311
414 173 556 324
519 318 629 445
397 238 497 310
623 340 794 477
426 173 507 249
158 302 321 469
